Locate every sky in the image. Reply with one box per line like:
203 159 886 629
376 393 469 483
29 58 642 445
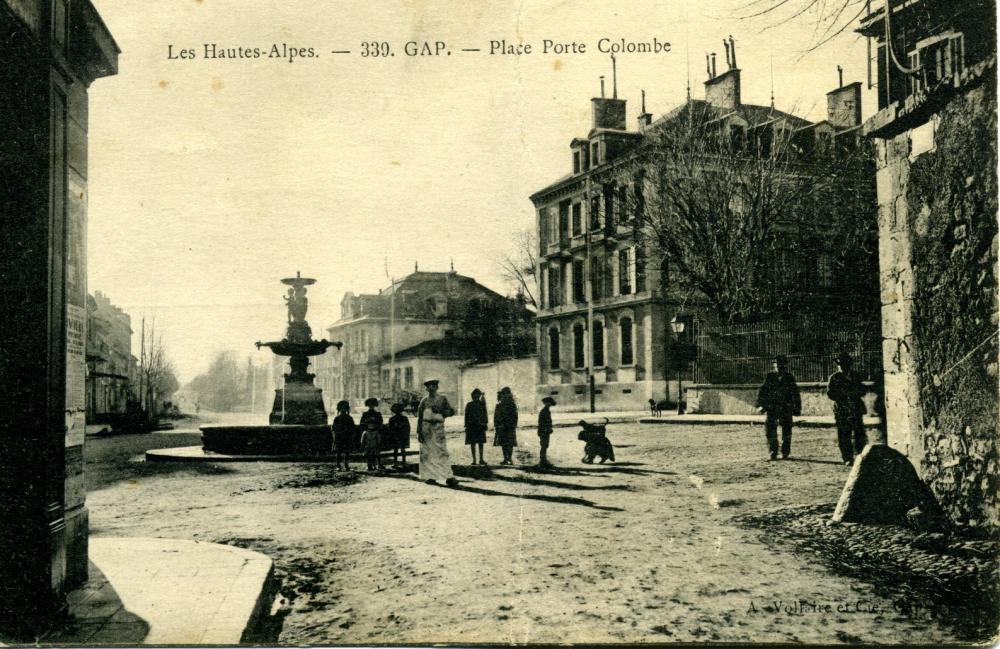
87 0 877 384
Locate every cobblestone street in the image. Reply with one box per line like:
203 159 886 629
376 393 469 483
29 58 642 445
85 414 977 644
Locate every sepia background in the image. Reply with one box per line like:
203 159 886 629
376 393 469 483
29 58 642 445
87 0 876 383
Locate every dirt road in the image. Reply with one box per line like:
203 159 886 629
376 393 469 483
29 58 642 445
85 414 965 644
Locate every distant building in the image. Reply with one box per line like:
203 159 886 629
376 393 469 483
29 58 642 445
85 291 137 423
531 39 871 412
313 269 534 411
858 0 998 528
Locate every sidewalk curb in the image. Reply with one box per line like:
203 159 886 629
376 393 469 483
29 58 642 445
638 416 883 428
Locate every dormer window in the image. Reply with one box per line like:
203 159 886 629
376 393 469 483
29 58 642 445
573 150 581 174
591 142 600 167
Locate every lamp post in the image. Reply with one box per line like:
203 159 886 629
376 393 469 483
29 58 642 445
670 315 686 415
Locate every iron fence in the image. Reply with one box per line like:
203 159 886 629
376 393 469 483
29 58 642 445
691 319 882 384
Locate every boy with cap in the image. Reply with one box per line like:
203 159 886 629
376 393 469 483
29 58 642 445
537 396 557 468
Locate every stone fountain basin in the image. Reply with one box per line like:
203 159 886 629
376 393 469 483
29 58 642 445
201 424 331 456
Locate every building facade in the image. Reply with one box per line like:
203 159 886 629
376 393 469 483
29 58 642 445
858 0 998 528
0 0 118 627
531 43 868 412
85 291 137 423
313 270 534 412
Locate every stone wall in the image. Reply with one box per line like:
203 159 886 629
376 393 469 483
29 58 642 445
685 382 878 417
873 74 999 530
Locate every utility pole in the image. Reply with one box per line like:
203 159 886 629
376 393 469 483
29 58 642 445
585 174 596 413
139 316 145 415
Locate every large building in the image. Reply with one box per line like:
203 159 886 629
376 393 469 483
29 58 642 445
858 0 998 528
0 0 118 627
530 41 869 412
313 269 534 412
85 291 138 423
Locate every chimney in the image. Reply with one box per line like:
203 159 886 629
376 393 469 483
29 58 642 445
705 53 712 79
591 71 627 130
704 67 741 110
826 80 862 130
704 36 741 110
637 89 652 132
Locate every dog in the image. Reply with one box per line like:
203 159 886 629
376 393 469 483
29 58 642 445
648 398 671 417
577 420 615 464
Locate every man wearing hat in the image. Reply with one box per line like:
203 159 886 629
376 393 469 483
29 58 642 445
537 396 557 468
755 355 802 461
416 379 458 486
827 352 868 465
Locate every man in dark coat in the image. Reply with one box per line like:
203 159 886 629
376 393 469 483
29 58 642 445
827 352 868 465
755 355 801 461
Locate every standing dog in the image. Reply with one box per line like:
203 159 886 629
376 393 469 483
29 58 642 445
577 419 615 464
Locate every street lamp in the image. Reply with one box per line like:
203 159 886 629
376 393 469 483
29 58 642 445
670 315 686 415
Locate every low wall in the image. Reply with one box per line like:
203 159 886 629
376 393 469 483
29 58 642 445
538 380 666 413
685 382 878 417
460 357 538 414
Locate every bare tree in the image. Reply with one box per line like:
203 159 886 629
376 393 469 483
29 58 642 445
498 228 539 309
627 103 876 324
738 0 874 52
141 333 179 419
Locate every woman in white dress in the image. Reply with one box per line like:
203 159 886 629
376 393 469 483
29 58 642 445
416 379 458 486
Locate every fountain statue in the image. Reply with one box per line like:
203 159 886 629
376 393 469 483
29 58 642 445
199 272 343 456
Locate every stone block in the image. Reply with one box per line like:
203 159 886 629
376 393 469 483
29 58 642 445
833 444 946 527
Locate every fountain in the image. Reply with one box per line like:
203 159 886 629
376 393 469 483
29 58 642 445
199 272 343 456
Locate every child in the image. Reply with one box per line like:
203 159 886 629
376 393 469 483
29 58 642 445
387 403 411 467
359 397 384 471
331 400 356 470
464 388 488 466
537 396 556 468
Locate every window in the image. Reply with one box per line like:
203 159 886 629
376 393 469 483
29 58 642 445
558 201 570 243
636 247 646 293
909 32 965 97
619 248 633 295
603 185 616 231
547 266 561 307
620 317 634 365
590 195 602 230
548 327 561 370
573 151 581 174
590 253 605 300
572 259 585 303
381 369 389 388
393 367 401 390
617 185 629 223
593 321 605 367
548 206 559 247
591 142 600 167
633 178 644 221
730 124 746 151
404 367 414 389
573 324 586 369
538 209 548 249
571 203 582 236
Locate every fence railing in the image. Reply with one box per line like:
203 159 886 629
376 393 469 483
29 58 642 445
691 319 882 384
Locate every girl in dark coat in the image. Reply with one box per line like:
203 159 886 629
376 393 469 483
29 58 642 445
464 388 489 466
331 400 356 471
492 386 519 465
359 397 384 471
387 402 411 466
